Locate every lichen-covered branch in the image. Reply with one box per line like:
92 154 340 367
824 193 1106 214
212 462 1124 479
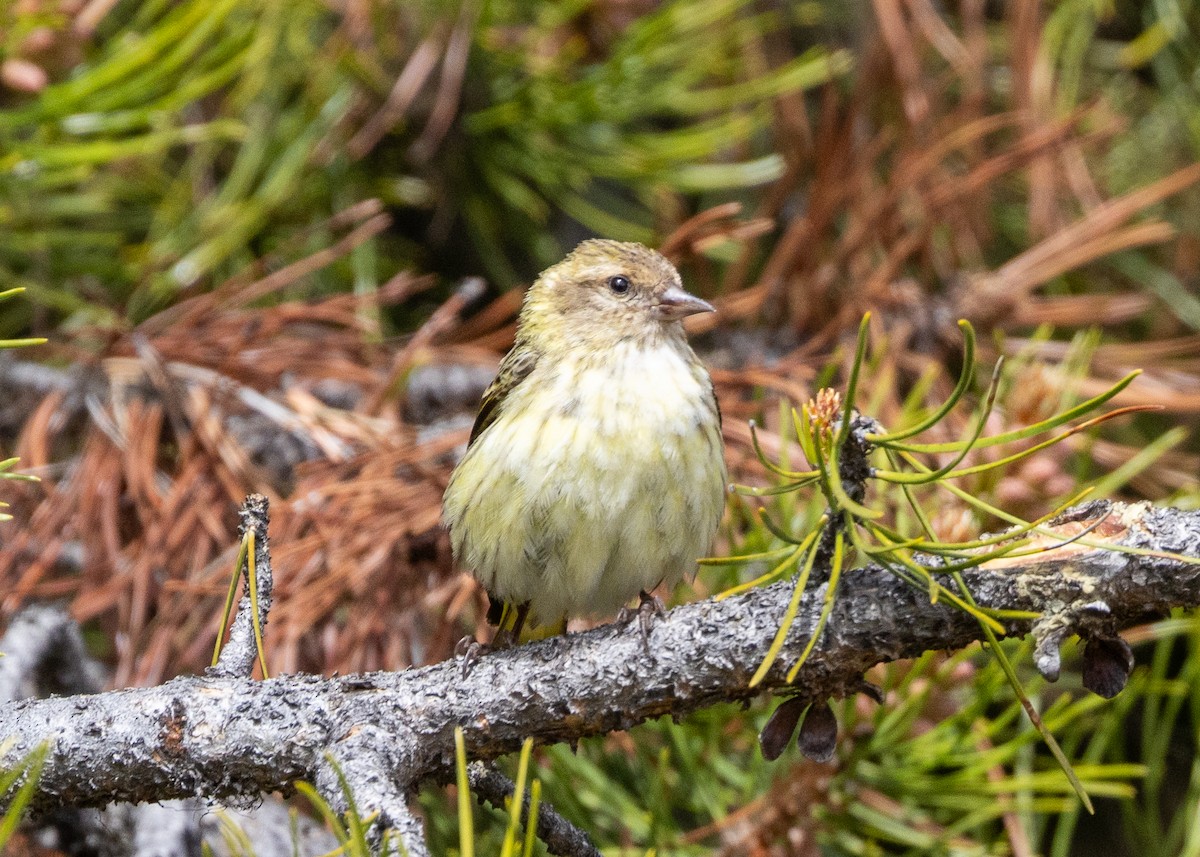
210 493 274 679
2 501 1199 833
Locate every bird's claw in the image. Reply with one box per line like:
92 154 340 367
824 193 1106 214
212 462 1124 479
455 635 489 679
618 590 664 653
455 628 524 679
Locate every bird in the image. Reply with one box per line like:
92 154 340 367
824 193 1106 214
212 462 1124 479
442 238 727 644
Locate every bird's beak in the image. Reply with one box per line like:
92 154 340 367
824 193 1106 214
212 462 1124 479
656 285 715 320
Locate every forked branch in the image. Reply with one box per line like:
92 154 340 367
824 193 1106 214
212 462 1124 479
2 500 1199 853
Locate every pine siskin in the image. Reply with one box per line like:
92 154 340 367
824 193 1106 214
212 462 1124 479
443 239 727 639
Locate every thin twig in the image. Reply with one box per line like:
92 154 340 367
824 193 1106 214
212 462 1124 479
468 763 602 857
210 494 274 679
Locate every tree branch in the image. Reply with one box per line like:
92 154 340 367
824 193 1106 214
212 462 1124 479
315 730 431 857
468 763 602 857
210 493 274 679
2 501 1198 838
0 604 105 701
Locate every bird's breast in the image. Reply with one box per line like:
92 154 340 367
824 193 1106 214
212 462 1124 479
507 340 717 471
443 337 726 621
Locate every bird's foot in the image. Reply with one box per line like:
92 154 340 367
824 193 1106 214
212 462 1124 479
618 590 664 653
454 628 521 679
454 635 488 679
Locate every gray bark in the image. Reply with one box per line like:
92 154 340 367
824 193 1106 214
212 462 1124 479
210 494 274 680
469 763 603 857
2 500 1199 849
0 504 340 857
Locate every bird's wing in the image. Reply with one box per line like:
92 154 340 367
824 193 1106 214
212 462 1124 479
709 376 722 427
467 345 539 448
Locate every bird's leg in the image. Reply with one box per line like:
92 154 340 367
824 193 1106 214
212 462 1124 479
492 601 530 649
635 589 665 641
618 589 665 653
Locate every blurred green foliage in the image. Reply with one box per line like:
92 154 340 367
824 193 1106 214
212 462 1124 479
2 0 365 323
457 0 847 284
0 0 845 329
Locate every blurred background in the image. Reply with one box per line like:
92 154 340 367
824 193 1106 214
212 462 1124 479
2 0 1200 854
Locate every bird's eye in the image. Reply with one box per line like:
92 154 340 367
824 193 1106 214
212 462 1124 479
608 275 631 294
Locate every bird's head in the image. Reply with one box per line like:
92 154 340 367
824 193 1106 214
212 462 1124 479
523 239 714 346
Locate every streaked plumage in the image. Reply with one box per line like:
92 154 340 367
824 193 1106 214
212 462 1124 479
443 239 726 630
